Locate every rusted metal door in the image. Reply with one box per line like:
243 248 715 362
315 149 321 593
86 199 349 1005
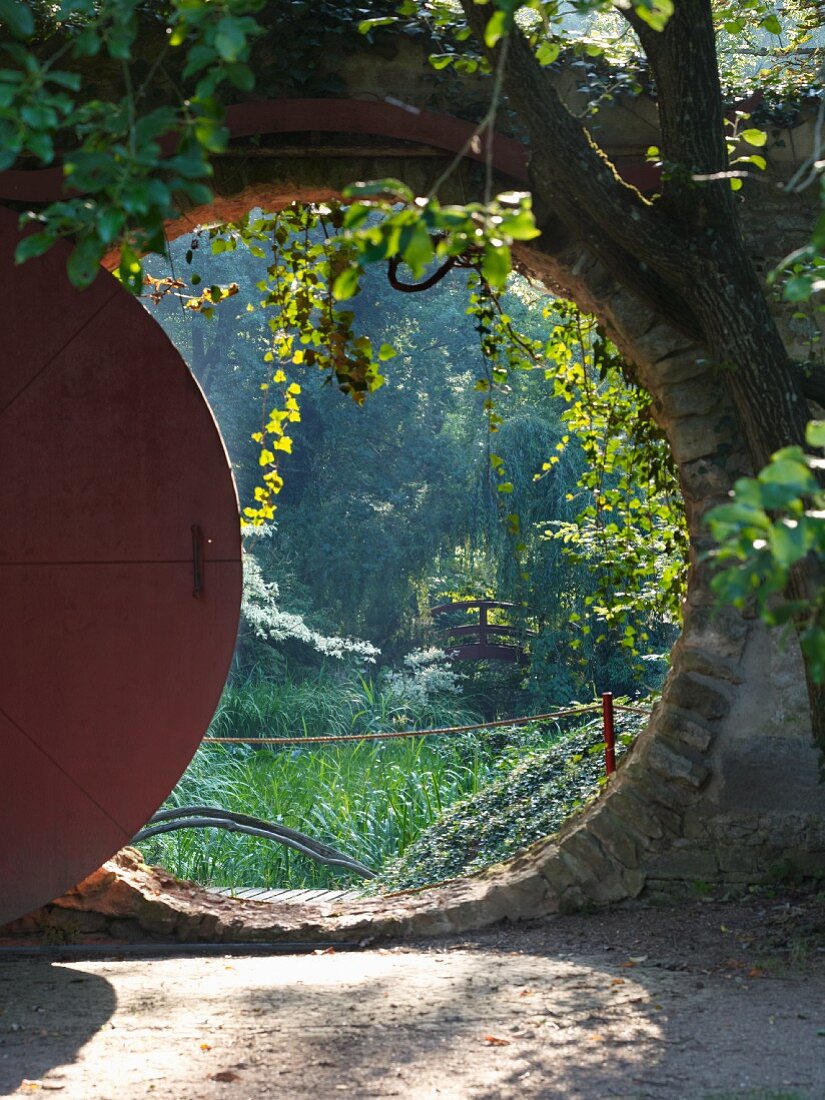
0 207 242 926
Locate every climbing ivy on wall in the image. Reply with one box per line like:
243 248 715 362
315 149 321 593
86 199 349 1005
538 302 688 639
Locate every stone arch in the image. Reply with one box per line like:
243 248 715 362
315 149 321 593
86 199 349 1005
159 150 822 925
2 98 822 937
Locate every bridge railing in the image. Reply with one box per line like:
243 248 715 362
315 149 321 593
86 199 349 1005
430 599 536 664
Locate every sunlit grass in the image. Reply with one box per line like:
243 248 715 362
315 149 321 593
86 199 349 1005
135 719 578 889
135 737 487 888
135 666 622 891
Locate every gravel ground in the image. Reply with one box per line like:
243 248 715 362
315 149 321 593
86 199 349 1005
1 891 824 1099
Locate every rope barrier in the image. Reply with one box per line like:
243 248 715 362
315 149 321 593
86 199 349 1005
201 700 652 748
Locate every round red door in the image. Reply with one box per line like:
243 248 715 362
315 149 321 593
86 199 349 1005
0 207 242 926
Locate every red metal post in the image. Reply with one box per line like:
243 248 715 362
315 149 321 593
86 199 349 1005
602 692 616 776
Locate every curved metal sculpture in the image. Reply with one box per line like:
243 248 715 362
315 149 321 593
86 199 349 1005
134 806 376 879
0 207 243 926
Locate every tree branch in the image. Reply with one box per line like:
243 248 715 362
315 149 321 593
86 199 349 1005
458 1 701 335
619 0 735 232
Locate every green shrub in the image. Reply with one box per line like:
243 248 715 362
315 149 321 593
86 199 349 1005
375 719 632 891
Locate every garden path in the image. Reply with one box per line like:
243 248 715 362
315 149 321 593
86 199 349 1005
1 892 824 1098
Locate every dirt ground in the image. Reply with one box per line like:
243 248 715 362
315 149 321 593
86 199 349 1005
1 890 824 1100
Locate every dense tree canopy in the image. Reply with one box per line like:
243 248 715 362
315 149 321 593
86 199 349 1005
2 0 824 748
145 225 679 707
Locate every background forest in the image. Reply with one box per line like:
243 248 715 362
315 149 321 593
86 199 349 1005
135 214 679 890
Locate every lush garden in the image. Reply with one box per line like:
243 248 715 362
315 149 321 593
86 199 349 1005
133 226 673 891
135 657 647 891
5 3 821 894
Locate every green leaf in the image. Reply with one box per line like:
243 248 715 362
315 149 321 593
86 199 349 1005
75 25 101 56
481 243 511 289
106 26 132 60
342 178 414 203
25 129 53 163
783 273 814 301
801 626 825 684
182 43 213 78
48 69 81 92
21 104 57 130
759 457 817 497
741 128 767 147
358 17 396 33
500 209 541 241
116 241 143 295
484 10 510 48
135 106 179 145
708 501 767 529
97 208 124 245
194 117 229 153
633 0 674 32
400 222 434 277
378 343 396 361
806 421 825 448
14 231 53 263
535 41 560 66
0 0 33 39
214 17 246 62
768 520 810 567
67 236 103 290
332 265 361 300
225 63 255 92
761 13 782 35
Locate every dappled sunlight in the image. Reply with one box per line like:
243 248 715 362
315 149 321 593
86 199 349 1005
2 950 666 1097
4 897 825 1096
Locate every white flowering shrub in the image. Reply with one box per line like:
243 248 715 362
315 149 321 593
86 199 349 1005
383 647 465 708
241 550 379 663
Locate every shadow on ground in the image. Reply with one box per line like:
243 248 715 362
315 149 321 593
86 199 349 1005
0 895 823 1098
0 959 116 1096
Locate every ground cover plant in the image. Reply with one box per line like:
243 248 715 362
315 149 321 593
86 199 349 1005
376 712 641 891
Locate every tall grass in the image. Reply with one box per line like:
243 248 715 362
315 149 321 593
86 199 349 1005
136 735 502 888
208 665 481 742
135 664 603 890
